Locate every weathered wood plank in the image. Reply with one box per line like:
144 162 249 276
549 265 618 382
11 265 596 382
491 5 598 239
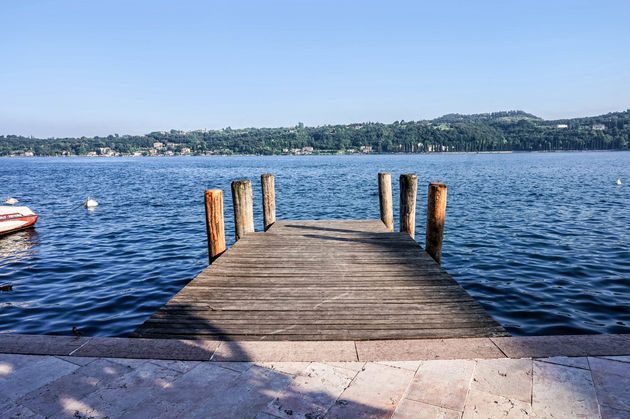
133 327 508 340
134 219 507 340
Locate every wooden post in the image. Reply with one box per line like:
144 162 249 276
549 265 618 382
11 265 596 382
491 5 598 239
426 182 447 264
378 172 394 232
204 189 226 263
231 180 255 241
399 174 418 239
261 174 276 231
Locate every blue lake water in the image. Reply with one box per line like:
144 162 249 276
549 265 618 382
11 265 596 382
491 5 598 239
1 152 629 337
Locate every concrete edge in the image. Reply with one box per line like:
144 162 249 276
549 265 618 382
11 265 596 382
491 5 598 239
1 334 629 362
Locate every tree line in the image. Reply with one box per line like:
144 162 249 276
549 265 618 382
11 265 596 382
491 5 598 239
1 110 628 156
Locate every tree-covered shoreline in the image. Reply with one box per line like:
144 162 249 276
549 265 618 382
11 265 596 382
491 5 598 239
1 110 628 157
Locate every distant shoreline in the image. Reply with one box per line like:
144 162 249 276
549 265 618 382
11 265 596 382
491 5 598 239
2 149 629 158
2 110 628 157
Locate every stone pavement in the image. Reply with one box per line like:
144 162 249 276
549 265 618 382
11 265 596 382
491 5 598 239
0 334 629 418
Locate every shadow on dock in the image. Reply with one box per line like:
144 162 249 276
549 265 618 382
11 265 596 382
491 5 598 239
133 220 507 341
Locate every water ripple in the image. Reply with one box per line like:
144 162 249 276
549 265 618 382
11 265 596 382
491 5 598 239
1 152 629 336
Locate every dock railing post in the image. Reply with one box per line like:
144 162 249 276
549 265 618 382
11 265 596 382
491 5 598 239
426 182 447 264
231 180 255 241
204 189 226 263
261 174 276 231
399 174 418 239
378 172 394 232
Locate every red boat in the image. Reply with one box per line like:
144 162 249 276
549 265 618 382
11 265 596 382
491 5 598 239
0 206 38 236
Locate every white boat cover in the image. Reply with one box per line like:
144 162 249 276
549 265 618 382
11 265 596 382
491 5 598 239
0 206 36 216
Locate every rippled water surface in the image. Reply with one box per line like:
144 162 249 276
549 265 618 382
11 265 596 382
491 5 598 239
1 152 629 336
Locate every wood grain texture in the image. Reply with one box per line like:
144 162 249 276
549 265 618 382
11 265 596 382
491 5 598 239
204 189 226 263
426 182 447 264
231 180 254 241
378 172 394 232
261 173 276 231
133 219 507 341
399 174 418 239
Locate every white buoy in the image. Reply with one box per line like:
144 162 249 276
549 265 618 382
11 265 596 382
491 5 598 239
4 198 18 205
84 197 99 208
617 179 622 185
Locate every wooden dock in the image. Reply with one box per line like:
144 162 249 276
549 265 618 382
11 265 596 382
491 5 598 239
133 219 507 340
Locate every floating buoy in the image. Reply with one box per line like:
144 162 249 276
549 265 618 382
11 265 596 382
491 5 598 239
84 198 99 208
5 198 18 205
617 179 622 185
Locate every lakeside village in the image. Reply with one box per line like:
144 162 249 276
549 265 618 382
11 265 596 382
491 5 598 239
15 137 382 157
5 110 628 157
99 140 376 157
14 142 458 157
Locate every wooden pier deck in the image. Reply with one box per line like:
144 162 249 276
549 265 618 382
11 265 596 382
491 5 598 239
133 219 507 341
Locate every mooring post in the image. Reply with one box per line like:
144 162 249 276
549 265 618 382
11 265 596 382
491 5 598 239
261 174 276 231
231 180 255 241
426 182 447 264
399 174 418 238
204 189 226 263
378 172 394 232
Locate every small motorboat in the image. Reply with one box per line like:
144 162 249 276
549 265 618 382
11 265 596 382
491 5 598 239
0 206 38 236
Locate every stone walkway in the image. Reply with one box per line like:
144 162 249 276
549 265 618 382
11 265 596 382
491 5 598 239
1 334 629 418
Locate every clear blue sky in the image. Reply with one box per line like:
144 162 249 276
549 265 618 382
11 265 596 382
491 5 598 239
1 1 629 138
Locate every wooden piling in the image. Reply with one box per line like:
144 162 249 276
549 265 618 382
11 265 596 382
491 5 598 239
231 180 255 241
204 189 226 263
399 174 418 239
426 182 447 264
378 173 394 232
261 174 276 231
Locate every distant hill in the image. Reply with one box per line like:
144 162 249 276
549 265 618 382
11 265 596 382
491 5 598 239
1 109 629 156
432 110 541 123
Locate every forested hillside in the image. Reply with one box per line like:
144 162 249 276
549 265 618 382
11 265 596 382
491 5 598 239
1 110 628 156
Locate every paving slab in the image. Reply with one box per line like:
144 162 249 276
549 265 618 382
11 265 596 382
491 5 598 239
187 365 293 418
17 358 132 417
471 358 532 403
0 334 89 356
324 362 366 373
532 360 600 418
356 338 504 361
255 362 311 376
492 334 630 358
104 357 149 370
325 362 415 418
404 359 475 411
1 334 629 418
55 355 97 366
261 362 357 418
148 359 201 374
0 401 43 418
71 337 220 360
600 355 630 363
72 360 184 418
120 362 241 418
462 388 532 418
1 354 48 375
600 405 630 419
392 398 462 419
213 361 255 373
589 357 630 411
376 361 422 371
536 355 590 369
211 340 357 362
0 356 78 404
255 413 283 419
